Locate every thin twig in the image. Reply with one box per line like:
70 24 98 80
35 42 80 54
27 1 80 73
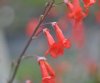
8 0 55 83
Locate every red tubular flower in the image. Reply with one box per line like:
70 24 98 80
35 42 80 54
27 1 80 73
43 28 64 58
51 22 71 48
83 0 96 8
69 6 87 25
64 0 87 24
37 57 56 83
72 0 80 8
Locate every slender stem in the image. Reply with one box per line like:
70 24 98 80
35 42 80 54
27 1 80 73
8 1 54 83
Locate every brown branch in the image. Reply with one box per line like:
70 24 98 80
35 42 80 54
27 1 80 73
8 0 55 83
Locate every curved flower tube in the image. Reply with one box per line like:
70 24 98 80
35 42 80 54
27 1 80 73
37 57 56 83
43 28 64 58
51 22 71 48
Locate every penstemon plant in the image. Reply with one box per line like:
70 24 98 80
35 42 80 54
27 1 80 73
8 0 97 83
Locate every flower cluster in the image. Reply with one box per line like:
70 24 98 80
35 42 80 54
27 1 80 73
64 0 96 25
24 0 96 83
43 22 71 58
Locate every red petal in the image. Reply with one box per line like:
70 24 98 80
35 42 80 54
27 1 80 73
49 43 63 58
73 0 80 8
42 77 56 83
43 28 55 46
45 61 55 78
83 0 96 8
52 22 65 42
39 60 49 78
63 39 71 48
